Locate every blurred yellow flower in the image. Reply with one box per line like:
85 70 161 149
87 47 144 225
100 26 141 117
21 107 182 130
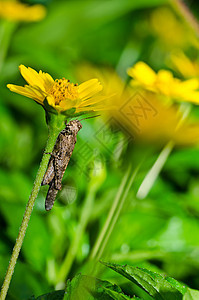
150 7 199 49
128 61 199 105
170 51 199 78
113 90 199 147
76 63 199 146
0 1 46 22
7 65 104 115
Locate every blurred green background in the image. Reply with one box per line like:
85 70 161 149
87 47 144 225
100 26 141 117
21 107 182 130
1 0 199 299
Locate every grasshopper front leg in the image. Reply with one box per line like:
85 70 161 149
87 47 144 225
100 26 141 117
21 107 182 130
41 158 55 186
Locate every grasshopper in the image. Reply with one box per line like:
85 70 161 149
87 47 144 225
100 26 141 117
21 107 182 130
42 119 82 211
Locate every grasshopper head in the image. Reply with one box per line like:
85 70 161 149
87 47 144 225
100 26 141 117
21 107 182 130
68 119 82 134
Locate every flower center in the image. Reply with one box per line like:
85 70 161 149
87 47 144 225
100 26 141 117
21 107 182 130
49 78 79 105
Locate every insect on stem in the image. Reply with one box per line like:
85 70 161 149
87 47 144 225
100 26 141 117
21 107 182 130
42 119 82 211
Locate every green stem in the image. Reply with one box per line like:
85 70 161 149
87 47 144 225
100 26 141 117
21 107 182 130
0 122 64 300
90 164 139 263
136 140 174 200
96 165 139 262
136 104 190 200
89 166 131 261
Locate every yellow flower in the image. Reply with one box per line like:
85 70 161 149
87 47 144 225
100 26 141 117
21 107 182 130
113 90 199 147
76 63 199 146
128 61 199 105
170 51 199 78
0 1 46 22
150 7 199 49
7 65 104 115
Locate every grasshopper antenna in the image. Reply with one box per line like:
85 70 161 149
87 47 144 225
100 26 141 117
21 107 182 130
79 114 100 121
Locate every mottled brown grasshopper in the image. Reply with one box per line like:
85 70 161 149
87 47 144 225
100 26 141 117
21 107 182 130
42 119 82 211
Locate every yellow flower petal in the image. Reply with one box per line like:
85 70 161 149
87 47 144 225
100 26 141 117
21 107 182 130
180 78 199 90
78 79 102 100
181 91 199 104
25 85 46 102
78 95 107 107
46 95 55 107
39 70 54 91
170 51 199 78
128 61 199 105
0 1 46 22
127 62 157 86
58 99 77 110
7 84 44 103
157 70 174 82
19 65 46 90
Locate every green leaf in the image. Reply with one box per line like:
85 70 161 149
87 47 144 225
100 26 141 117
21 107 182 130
102 287 135 299
62 107 76 118
29 290 64 299
64 273 133 300
165 277 187 295
183 288 199 300
101 261 184 300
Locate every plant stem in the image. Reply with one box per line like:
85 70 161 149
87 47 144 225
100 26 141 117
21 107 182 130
90 166 131 261
96 165 139 261
90 164 139 263
136 103 190 200
136 140 174 200
0 125 63 300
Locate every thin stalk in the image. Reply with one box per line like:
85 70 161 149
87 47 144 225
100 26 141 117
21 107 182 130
95 165 139 262
0 125 63 300
137 104 190 200
90 166 131 261
136 140 174 199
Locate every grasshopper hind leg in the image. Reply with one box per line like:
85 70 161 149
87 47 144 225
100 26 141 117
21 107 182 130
45 180 59 211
